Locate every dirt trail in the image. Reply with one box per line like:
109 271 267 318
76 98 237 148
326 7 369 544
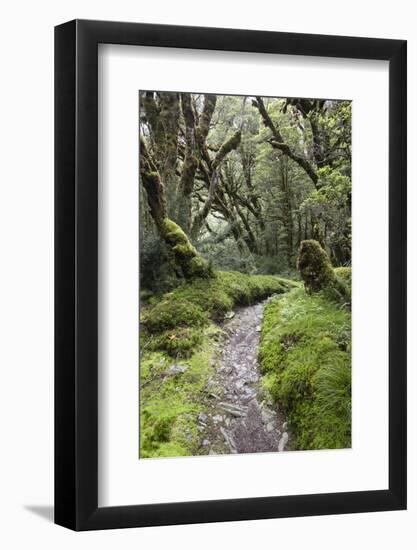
199 298 290 455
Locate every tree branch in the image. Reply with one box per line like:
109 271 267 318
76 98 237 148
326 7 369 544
253 96 318 186
190 130 241 238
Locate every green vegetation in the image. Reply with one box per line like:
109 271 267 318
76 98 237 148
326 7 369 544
259 287 351 450
142 271 296 348
140 93 352 290
140 271 296 456
139 91 352 458
140 341 216 458
334 266 352 289
161 218 213 279
297 240 350 304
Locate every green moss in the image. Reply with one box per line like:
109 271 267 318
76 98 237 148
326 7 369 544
141 270 296 358
139 336 217 458
143 271 297 329
212 130 241 169
187 256 213 279
168 274 233 318
161 218 212 279
149 327 204 357
334 266 352 289
297 240 350 304
140 271 297 457
143 299 208 333
162 218 189 244
172 243 196 259
259 288 351 450
146 442 189 458
297 239 335 292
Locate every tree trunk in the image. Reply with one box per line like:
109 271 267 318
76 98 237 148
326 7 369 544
140 138 211 279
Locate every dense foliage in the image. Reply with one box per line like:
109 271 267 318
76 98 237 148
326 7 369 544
139 92 351 291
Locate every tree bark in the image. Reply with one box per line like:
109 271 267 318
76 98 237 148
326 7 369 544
176 93 198 231
139 137 211 279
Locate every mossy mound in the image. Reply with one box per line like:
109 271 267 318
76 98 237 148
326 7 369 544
142 271 296 360
297 239 335 292
143 299 208 333
148 327 204 357
143 270 297 343
259 288 351 450
297 240 350 304
172 270 295 316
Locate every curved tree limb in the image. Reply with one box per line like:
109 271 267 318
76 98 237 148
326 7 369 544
191 130 241 238
139 137 211 279
177 94 217 231
253 96 318 187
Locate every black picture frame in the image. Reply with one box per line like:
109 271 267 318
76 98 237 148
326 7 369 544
55 19 407 531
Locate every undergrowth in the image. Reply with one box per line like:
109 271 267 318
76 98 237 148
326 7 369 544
259 285 351 450
140 270 296 458
140 334 218 458
142 270 296 356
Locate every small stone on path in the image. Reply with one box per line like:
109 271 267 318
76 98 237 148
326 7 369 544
167 364 188 375
278 432 289 452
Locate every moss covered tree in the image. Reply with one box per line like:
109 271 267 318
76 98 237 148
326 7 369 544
140 92 243 281
297 240 349 303
140 136 212 279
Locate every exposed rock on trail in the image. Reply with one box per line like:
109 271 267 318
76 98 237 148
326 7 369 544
199 298 290 455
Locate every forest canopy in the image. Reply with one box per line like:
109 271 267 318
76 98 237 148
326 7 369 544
139 91 351 291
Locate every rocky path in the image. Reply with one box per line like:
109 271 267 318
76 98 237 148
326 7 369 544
199 298 290 455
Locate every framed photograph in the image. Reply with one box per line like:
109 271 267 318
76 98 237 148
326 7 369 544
55 19 406 530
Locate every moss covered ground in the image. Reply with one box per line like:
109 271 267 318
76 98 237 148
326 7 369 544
140 266 351 457
140 271 296 458
259 271 351 450
140 333 218 458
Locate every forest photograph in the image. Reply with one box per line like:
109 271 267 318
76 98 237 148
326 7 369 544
139 90 352 458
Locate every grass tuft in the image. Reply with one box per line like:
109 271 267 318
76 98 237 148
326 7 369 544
259 288 351 450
